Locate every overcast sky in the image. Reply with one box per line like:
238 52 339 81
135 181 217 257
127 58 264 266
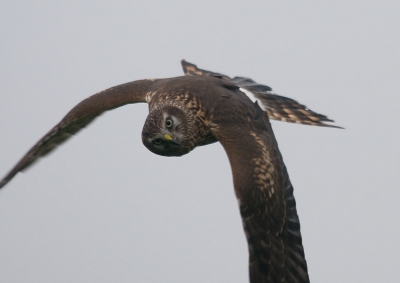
0 1 399 282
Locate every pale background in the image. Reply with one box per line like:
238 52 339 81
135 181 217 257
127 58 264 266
0 1 399 282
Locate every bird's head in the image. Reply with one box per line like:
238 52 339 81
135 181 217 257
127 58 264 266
142 104 194 157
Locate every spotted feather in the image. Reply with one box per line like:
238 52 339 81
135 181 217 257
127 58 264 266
181 60 341 128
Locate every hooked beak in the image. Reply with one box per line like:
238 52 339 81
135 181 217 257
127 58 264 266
163 134 180 146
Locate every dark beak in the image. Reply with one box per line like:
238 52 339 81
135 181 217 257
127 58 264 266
170 139 180 146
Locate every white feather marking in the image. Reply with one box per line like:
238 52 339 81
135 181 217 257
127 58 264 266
239 87 267 110
239 87 257 102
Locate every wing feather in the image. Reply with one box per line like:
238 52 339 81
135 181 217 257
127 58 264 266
0 79 156 189
211 95 310 283
182 60 341 128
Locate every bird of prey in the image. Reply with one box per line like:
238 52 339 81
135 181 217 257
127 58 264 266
0 60 339 283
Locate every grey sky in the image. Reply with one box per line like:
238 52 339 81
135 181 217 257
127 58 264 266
0 1 399 282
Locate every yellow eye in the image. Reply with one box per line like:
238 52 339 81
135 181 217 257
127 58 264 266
165 118 173 128
153 139 162 145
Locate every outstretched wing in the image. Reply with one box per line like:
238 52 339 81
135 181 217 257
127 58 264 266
211 94 309 283
0 79 157 189
182 60 340 128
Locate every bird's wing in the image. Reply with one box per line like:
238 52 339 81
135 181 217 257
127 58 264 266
0 79 157 189
181 59 231 79
211 95 309 283
182 59 340 128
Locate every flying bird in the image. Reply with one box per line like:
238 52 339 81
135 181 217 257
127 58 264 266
0 60 340 283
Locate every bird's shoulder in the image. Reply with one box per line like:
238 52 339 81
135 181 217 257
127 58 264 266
146 75 244 109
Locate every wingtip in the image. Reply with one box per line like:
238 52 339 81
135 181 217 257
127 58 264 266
323 119 344 129
0 172 15 189
181 59 196 67
319 122 344 129
0 167 22 190
0 179 8 190
181 59 198 76
333 125 345 129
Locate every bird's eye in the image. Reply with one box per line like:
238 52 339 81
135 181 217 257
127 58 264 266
165 118 173 128
153 139 162 145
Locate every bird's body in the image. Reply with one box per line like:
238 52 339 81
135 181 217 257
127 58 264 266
0 61 340 283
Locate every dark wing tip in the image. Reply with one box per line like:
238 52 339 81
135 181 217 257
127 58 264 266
0 152 40 190
181 59 230 79
0 180 7 189
181 59 197 71
181 59 200 76
279 119 344 129
181 59 196 67
326 124 344 129
0 172 15 189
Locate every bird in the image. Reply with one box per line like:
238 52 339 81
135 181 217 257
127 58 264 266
0 60 340 283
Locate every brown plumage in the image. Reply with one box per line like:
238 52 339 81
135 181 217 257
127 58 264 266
0 61 341 282
181 60 341 128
